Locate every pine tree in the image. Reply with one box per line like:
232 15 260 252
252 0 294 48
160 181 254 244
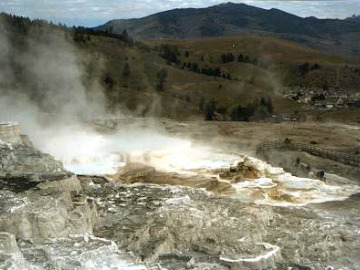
123 62 130 77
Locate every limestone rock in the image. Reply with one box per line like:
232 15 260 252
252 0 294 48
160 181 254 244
0 142 66 178
0 188 94 241
17 235 146 269
0 232 20 255
82 182 360 270
0 122 21 144
0 232 31 270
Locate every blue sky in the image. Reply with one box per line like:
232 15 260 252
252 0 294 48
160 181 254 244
0 0 359 27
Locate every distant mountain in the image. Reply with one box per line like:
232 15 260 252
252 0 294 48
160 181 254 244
95 2 360 60
346 15 360 23
96 3 359 39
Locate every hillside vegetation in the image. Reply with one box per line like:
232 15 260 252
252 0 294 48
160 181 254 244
96 2 360 61
1 13 359 123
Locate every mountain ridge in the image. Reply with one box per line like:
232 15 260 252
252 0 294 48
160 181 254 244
96 2 358 38
95 2 360 60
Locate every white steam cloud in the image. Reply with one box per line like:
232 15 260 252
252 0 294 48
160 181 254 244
0 18 109 165
0 18 194 175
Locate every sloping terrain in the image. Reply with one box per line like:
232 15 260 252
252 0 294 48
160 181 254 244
1 126 360 270
1 13 359 122
96 2 360 61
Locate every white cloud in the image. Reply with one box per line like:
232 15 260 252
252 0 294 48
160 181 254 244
0 0 359 26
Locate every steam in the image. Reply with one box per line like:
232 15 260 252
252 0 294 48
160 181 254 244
0 18 123 175
39 121 195 174
0 18 193 174
1 17 106 120
0 17 108 150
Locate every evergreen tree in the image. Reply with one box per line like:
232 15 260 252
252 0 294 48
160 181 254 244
204 100 217 121
104 74 114 87
238 54 245 62
121 30 132 43
123 62 130 77
156 68 168 92
265 97 273 114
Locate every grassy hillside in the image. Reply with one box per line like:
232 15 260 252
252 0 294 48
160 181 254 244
146 36 360 89
44 32 311 120
96 2 360 61
1 13 359 123
147 36 343 63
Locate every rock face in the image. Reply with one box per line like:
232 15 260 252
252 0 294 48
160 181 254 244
17 235 146 270
0 139 92 241
0 232 30 270
0 232 20 254
2 166 360 270
0 233 146 270
1 128 360 270
79 180 360 270
0 129 95 241
0 187 94 241
0 141 66 178
0 122 21 144
88 183 279 269
0 137 71 193
0 134 102 269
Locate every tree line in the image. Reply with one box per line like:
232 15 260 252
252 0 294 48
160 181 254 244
73 27 133 44
0 12 67 34
201 97 274 121
181 62 232 80
159 44 232 80
221 53 259 65
297 62 321 76
0 12 134 46
231 97 273 121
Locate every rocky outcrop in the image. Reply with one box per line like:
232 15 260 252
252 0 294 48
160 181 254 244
0 138 72 194
0 127 359 269
17 235 146 270
1 164 360 269
88 183 280 269
218 157 261 182
0 187 94 241
0 233 146 270
0 141 66 178
78 179 360 270
0 136 116 269
0 122 21 144
0 136 96 242
0 232 31 270
0 232 20 254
